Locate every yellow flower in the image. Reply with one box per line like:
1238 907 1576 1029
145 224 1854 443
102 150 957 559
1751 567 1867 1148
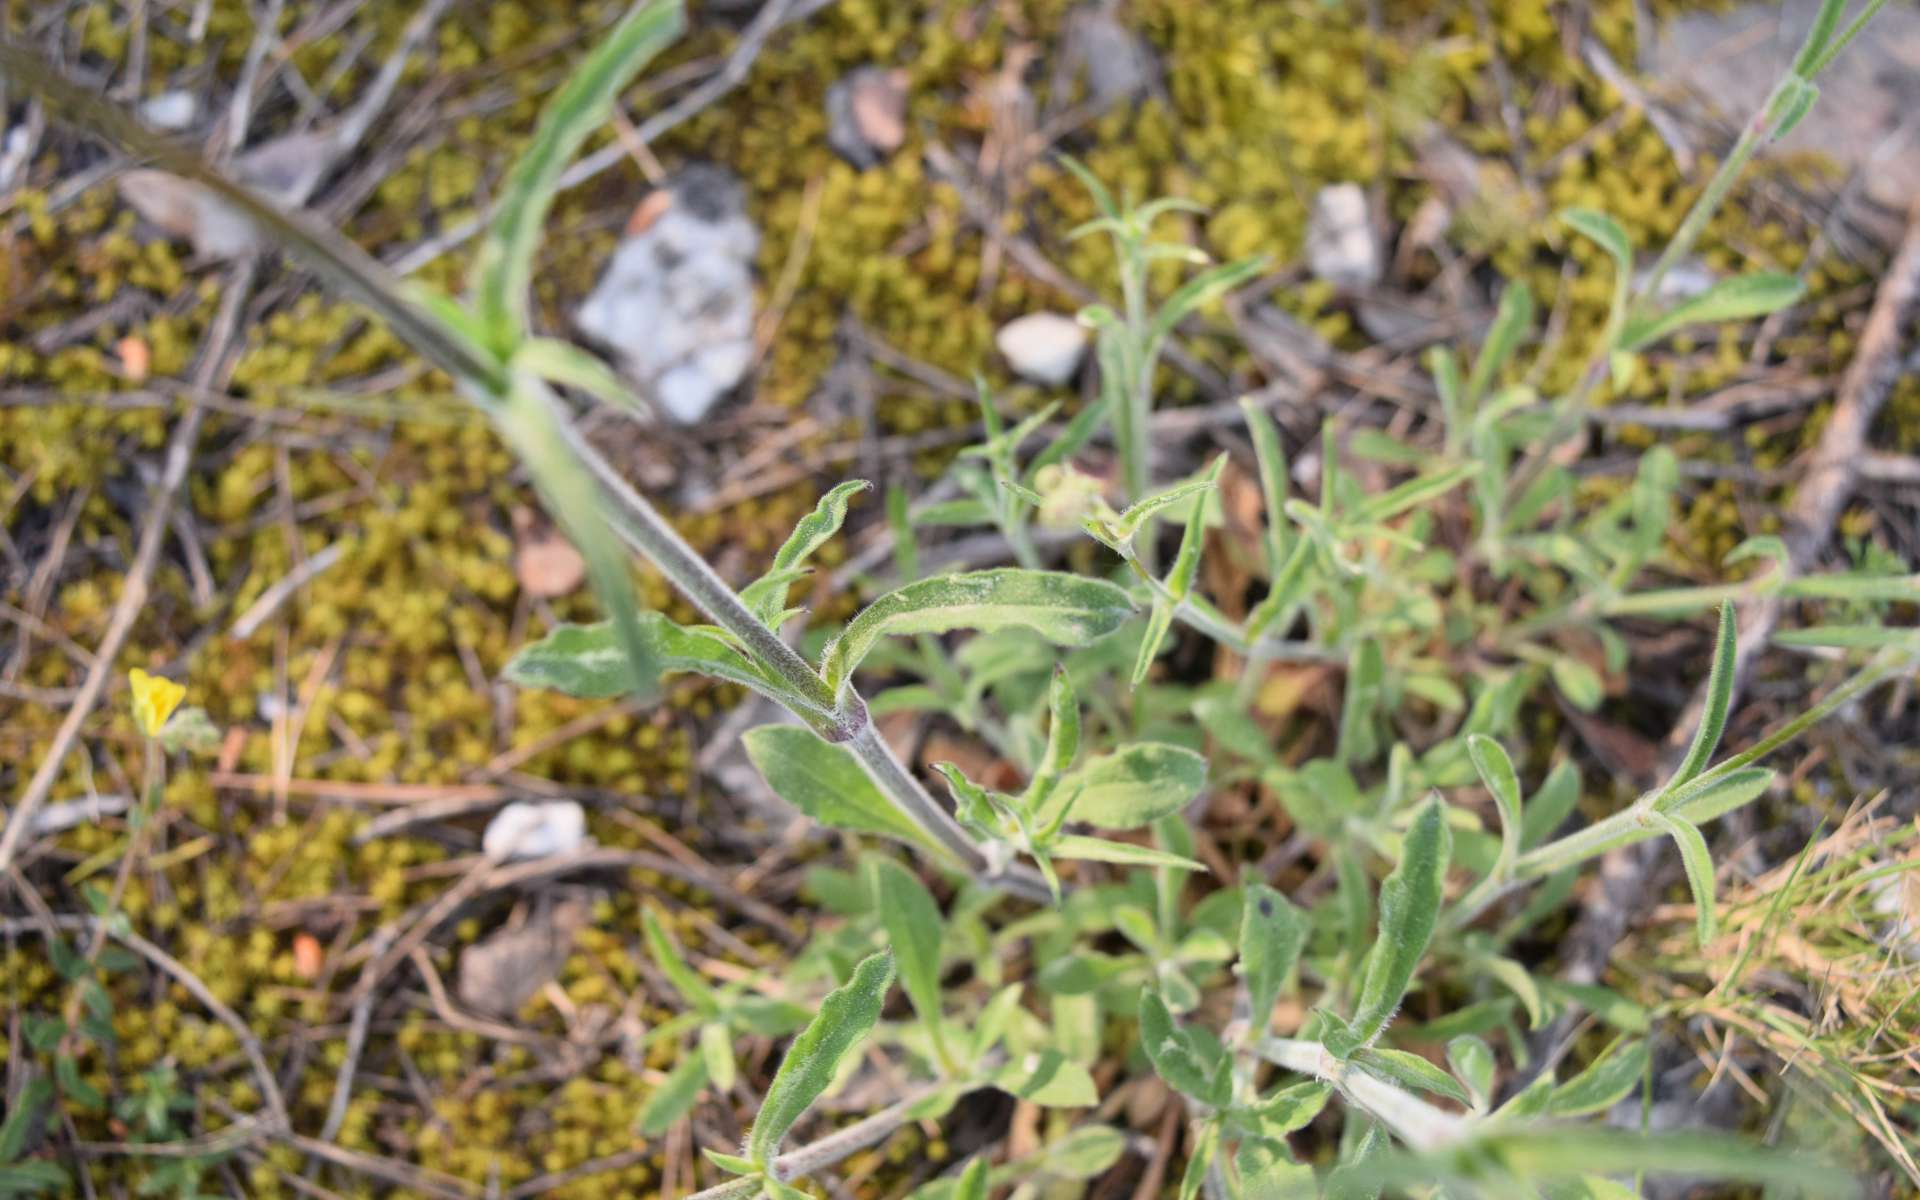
129 668 185 738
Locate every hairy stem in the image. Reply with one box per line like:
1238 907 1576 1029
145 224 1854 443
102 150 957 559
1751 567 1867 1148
1254 1037 1467 1150
686 1081 969 1200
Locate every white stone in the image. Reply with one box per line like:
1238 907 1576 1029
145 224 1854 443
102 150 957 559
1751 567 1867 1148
482 801 586 863
573 166 758 423
996 312 1089 387
1305 183 1380 291
140 91 200 131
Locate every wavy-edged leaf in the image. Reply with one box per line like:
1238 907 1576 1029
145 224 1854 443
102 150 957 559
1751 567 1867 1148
743 726 945 856
822 569 1133 693
470 0 685 349
1043 743 1206 831
503 615 800 711
1649 810 1718 946
1351 799 1452 1044
1620 273 1805 351
746 950 894 1166
867 856 952 1066
1240 883 1308 1034
741 480 871 626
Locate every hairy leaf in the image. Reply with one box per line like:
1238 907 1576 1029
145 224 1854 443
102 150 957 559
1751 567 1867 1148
742 480 871 626
1545 1036 1649 1118
1240 883 1308 1036
822 569 1133 694
1355 1047 1471 1105
1050 835 1206 873
1043 744 1207 831
1620 273 1804 350
747 951 894 1166
1650 811 1718 946
1467 734 1522 874
867 857 951 1065
1350 799 1453 1045
743 726 943 854
1668 601 1737 791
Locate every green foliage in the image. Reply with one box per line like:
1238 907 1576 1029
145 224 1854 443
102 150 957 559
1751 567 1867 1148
747 950 894 1168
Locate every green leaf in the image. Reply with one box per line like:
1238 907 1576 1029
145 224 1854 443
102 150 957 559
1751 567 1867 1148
1446 1036 1495 1109
747 951 894 1166
0 1078 51 1162
1058 154 1120 222
1560 209 1632 273
640 906 719 1015
22 1016 64 1054
1660 765 1774 824
1482 954 1545 1030
992 1049 1098 1107
1130 600 1176 687
1150 256 1267 348
1520 759 1581 849
1164 457 1224 602
1351 799 1452 1045
1468 281 1533 403
1545 1036 1649 1118
1252 1079 1333 1134
1774 624 1920 650
1046 743 1207 831
1050 835 1206 873
762 1177 810 1200
0 1162 68 1197
702 1150 759 1177
1138 988 1230 1106
1667 601 1737 792
867 857 952 1066
1549 656 1603 711
469 0 686 349
1242 399 1292 575
1352 463 1477 525
505 615 796 706
54 1054 101 1111
1038 1125 1128 1178
1106 476 1217 543
1467 734 1522 874
1649 811 1718 946
1620 273 1805 351
700 1020 737 1093
743 726 946 855
495 377 662 703
742 481 871 626
1239 883 1308 1036
511 336 646 415
953 1157 989 1200
822 569 1134 694
1354 1047 1471 1105
1024 667 1081 822
1177 1118 1222 1200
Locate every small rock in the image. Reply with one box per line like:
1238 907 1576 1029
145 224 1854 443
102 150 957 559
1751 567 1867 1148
457 899 589 1018
139 90 200 131
826 67 908 168
573 164 758 423
118 168 258 259
1305 184 1380 291
1053 7 1157 112
482 800 586 863
996 312 1089 387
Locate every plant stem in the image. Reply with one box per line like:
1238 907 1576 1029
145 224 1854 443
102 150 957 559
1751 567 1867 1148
686 1081 970 1200
1254 1037 1467 1150
844 724 1052 904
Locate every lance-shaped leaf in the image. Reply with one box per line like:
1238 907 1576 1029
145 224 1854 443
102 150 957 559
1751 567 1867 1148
1040 743 1206 831
1239 883 1308 1034
637 1050 708 1135
1649 811 1718 946
1242 398 1292 574
1101 475 1217 544
1561 208 1634 335
1659 765 1774 824
1619 273 1805 351
1666 601 1737 793
496 376 661 703
1130 600 1176 687
741 480 871 626
746 951 894 1168
867 857 953 1067
1149 256 1267 349
504 616 795 706
469 0 685 350
1355 1047 1472 1105
511 336 648 417
1466 734 1523 875
1467 280 1533 404
743 726 947 857
1447 1036 1495 1109
1177 1118 1222 1200
641 905 718 1015
1545 1036 1649 1118
1024 666 1081 823
1050 835 1205 873
821 569 1133 694
1350 798 1453 1046
1164 457 1223 603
